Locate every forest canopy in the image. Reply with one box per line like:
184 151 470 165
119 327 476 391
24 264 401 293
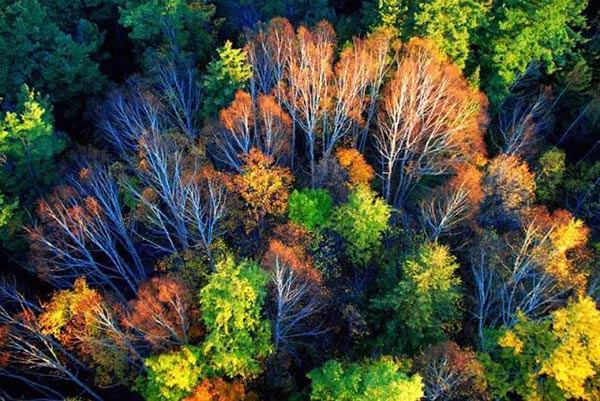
1 0 600 400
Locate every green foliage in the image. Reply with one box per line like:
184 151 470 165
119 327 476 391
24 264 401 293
137 345 205 401
202 41 252 118
562 160 600 230
40 0 122 32
371 242 462 354
0 85 66 201
0 194 17 229
120 0 217 63
199 256 272 379
308 356 424 401
288 189 333 231
536 147 566 205
377 0 405 29
475 0 588 106
329 186 390 266
0 0 106 110
412 0 490 71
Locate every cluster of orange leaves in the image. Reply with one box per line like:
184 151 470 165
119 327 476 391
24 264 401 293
183 378 258 401
335 148 374 188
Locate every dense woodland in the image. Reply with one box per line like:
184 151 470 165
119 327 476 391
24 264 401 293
1 0 600 400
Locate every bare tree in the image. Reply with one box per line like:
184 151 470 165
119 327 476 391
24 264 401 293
353 27 394 151
470 211 588 346
212 90 291 171
28 184 137 301
97 77 164 155
269 257 325 358
374 39 484 208
281 21 335 187
493 89 551 157
126 132 226 261
420 182 472 242
151 56 201 139
97 57 200 155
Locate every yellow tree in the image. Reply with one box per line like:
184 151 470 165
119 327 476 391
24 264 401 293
231 148 292 233
492 297 600 400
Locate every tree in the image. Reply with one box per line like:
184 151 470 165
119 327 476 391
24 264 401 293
199 256 272 379
266 254 325 358
212 90 291 172
479 154 536 230
475 0 588 105
411 0 491 71
308 356 424 401
535 147 565 205
288 189 333 231
483 297 600 400
120 0 217 64
374 38 485 208
371 242 463 353
231 148 292 233
0 85 66 203
0 0 105 112
38 277 139 386
329 185 390 266
124 276 199 351
202 41 253 119
414 341 488 401
183 377 248 401
470 208 590 342
138 345 205 401
335 148 375 188
0 288 104 400
0 194 16 229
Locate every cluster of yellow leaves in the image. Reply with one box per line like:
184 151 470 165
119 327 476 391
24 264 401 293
485 154 536 211
527 208 590 291
231 148 292 231
497 330 524 354
499 298 600 400
540 297 600 400
39 277 101 342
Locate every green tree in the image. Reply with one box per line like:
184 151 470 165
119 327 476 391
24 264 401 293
329 186 390 266
0 85 66 201
0 0 106 112
120 0 217 63
535 147 566 205
371 242 463 353
137 345 205 401
288 189 333 231
0 85 66 250
474 0 588 106
0 194 16 229
199 256 272 379
202 41 252 118
412 0 490 71
308 356 424 401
